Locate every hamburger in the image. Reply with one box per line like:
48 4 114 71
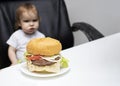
25 37 68 73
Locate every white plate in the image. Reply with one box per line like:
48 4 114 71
20 62 70 77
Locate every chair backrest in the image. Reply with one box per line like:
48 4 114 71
0 0 74 69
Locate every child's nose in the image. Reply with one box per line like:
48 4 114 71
30 21 34 25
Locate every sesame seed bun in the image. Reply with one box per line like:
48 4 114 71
26 37 62 56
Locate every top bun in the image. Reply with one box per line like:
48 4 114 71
26 37 62 56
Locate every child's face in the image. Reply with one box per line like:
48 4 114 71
19 11 39 34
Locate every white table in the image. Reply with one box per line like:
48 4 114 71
1 33 120 86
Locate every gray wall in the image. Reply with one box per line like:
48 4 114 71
65 0 120 46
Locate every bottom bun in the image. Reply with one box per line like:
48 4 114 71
27 60 61 73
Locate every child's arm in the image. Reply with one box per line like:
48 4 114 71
8 46 18 65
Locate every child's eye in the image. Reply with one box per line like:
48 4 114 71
23 20 29 22
33 19 38 22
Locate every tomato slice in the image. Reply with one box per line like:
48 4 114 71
27 55 41 60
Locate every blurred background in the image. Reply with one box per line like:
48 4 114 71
65 0 120 45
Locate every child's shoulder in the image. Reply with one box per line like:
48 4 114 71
36 31 45 37
11 29 24 36
13 29 23 34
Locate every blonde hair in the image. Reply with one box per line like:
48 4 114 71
15 3 40 29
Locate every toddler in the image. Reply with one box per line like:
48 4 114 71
7 3 45 65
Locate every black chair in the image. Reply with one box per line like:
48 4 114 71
0 0 104 69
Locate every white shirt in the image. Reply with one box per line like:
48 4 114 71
6 29 45 62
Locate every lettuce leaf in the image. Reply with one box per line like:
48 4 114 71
60 57 69 68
